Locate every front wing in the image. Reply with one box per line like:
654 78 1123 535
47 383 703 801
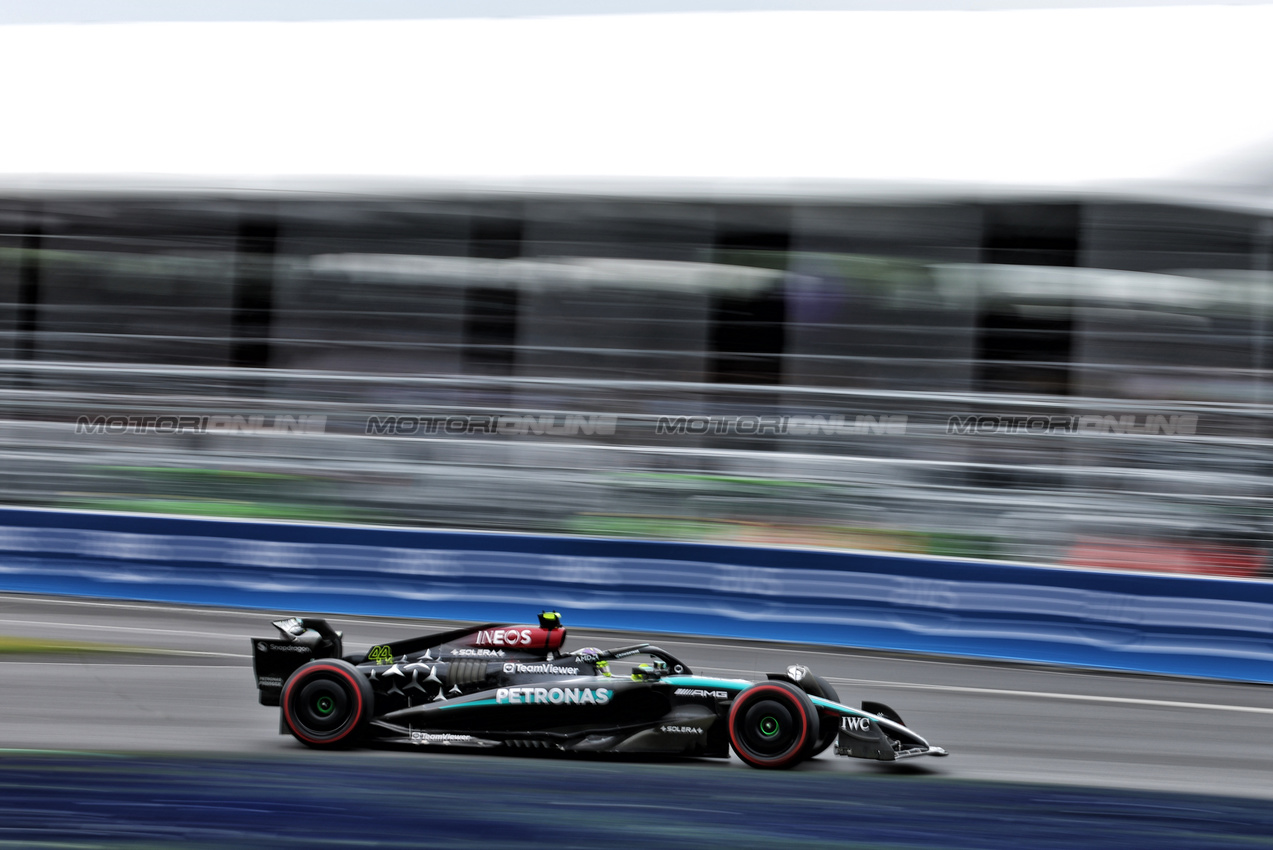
653 676 949 762
809 695 949 761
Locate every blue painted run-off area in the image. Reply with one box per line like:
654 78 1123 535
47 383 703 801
1 506 1271 683
4 752 1271 850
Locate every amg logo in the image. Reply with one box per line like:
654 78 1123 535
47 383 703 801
674 688 728 699
496 687 613 706
502 663 580 676
843 716 872 732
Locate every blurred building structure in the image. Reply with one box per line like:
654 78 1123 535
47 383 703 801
0 189 1270 576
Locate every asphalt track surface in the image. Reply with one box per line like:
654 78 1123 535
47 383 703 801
3 592 1273 847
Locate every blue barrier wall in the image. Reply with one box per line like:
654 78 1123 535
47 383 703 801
1 506 1271 682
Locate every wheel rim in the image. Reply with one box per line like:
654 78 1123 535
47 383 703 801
740 699 798 757
293 677 354 736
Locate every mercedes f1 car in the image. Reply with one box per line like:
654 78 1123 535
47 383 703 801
251 612 948 769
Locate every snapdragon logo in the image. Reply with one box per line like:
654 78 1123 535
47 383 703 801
495 687 612 706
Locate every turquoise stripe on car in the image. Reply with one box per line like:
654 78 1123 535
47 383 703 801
663 676 750 690
809 695 866 717
437 698 500 710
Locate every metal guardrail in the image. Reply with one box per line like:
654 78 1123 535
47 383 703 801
0 360 1269 573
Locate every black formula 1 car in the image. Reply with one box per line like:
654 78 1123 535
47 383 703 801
251 612 948 769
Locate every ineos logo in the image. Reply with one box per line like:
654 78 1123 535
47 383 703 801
475 628 532 647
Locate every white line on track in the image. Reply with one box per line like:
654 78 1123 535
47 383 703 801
0 595 270 618
0 618 246 640
0 661 246 668
653 638 957 665
9 594 1273 715
824 676 1273 715
687 663 1273 715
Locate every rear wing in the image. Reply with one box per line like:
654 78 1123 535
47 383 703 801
251 618 344 706
350 611 567 664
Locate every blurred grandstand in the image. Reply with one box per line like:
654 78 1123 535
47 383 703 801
1 189 1270 576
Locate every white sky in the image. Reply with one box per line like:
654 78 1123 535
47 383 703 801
2 6 1272 193
6 0 1273 23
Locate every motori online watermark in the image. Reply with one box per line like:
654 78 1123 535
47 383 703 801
75 415 327 435
946 414 1198 435
653 415 907 436
366 414 618 436
72 411 1194 439
364 414 907 436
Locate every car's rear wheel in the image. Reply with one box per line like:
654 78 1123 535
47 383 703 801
728 681 817 769
281 660 372 748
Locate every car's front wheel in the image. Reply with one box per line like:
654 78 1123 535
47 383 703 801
728 681 817 769
807 673 843 757
281 659 372 748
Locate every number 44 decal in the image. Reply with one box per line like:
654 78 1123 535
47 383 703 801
368 644 395 664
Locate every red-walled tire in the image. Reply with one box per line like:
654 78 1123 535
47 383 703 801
728 681 817 769
281 659 372 748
